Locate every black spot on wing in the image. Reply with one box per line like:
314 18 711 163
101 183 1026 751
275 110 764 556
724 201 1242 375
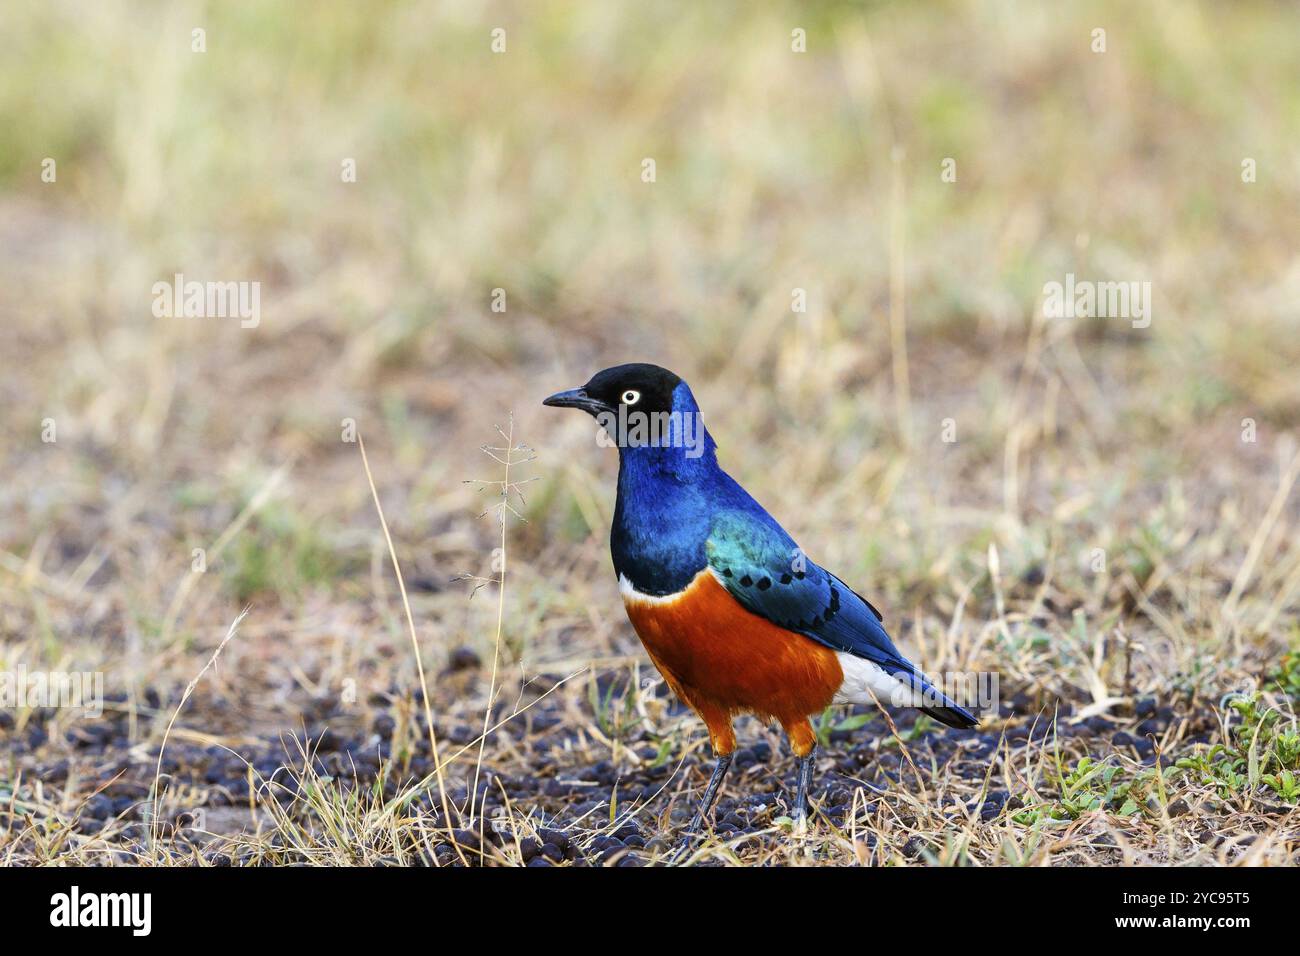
825 585 840 622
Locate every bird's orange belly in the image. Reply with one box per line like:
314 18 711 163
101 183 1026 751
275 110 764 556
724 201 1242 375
621 569 844 725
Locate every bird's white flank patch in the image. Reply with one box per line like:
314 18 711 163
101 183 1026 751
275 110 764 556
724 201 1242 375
833 652 924 708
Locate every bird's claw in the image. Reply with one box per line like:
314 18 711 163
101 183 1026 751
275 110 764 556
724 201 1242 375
668 830 701 865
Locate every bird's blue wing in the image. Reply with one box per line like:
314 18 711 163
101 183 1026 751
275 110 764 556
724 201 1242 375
705 508 978 727
704 509 910 674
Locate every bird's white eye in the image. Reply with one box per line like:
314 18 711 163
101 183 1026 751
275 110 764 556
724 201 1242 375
621 389 641 405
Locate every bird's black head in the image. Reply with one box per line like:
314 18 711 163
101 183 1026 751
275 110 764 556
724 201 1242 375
543 363 683 418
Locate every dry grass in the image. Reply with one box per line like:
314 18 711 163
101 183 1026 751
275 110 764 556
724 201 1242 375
1 0 1299 866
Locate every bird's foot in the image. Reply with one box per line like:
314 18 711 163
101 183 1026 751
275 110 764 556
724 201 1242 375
668 833 697 865
667 752 733 864
668 819 708 865
791 750 817 832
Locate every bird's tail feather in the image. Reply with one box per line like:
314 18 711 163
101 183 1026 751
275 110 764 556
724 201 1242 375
920 702 979 729
896 668 979 729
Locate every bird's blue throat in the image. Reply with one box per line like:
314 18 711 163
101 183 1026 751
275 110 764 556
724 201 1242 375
595 403 710 460
609 382 728 596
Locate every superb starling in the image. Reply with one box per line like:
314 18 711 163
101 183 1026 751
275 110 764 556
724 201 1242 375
544 363 976 841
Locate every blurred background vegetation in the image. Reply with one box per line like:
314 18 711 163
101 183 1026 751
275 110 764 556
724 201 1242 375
1 0 1298 763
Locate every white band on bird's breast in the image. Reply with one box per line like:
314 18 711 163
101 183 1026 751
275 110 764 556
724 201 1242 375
618 569 714 607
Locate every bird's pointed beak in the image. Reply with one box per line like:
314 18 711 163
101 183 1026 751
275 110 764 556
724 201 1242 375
543 387 608 415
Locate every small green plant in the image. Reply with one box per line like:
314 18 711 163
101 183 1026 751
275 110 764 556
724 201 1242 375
1268 639 1300 701
587 673 640 743
1262 769 1300 802
226 508 338 602
1174 693 1300 804
645 736 677 771
814 707 874 747
1013 757 1155 824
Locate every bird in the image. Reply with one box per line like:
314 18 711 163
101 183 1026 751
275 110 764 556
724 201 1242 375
544 363 977 843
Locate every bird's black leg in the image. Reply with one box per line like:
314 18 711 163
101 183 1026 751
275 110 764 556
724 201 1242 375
669 752 732 863
792 749 817 831
691 752 733 831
